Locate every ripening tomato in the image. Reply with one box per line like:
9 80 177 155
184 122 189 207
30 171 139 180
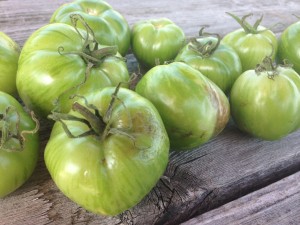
136 62 230 150
44 87 169 215
222 13 278 72
50 0 131 56
278 20 300 74
0 32 20 96
175 31 242 94
131 18 185 69
17 20 129 118
230 58 300 140
0 91 39 198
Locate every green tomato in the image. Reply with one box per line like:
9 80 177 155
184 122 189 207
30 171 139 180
50 0 131 56
230 59 300 140
44 87 169 215
131 18 185 69
0 91 39 198
0 32 20 96
17 21 129 118
135 62 230 150
222 13 278 72
175 34 242 94
278 20 300 74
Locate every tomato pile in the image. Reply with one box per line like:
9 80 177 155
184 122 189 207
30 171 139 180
1 0 300 216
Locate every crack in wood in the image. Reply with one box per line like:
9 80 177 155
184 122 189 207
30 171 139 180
116 150 210 225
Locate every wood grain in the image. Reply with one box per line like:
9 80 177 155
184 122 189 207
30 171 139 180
118 124 300 225
1 0 300 46
0 1 300 225
183 171 300 225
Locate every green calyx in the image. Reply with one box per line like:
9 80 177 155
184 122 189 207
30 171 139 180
49 99 106 139
58 14 119 68
226 12 264 34
53 14 124 114
188 27 221 57
49 82 126 140
0 107 39 152
255 56 278 79
255 56 293 79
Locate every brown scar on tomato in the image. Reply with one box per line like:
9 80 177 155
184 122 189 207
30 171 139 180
206 83 230 136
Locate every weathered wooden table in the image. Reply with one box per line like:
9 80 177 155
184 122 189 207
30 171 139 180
1 1 300 224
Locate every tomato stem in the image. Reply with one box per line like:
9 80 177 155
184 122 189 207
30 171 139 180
49 97 106 138
49 83 127 139
58 14 121 68
226 12 264 34
188 27 221 57
72 102 105 135
255 56 278 79
54 14 124 114
0 107 39 152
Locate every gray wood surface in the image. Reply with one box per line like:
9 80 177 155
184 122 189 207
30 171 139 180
2 0 300 45
183 171 300 225
0 1 300 225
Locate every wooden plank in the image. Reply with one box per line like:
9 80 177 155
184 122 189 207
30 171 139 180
1 0 300 45
122 125 300 225
0 1 300 225
182 171 300 225
1 124 300 225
